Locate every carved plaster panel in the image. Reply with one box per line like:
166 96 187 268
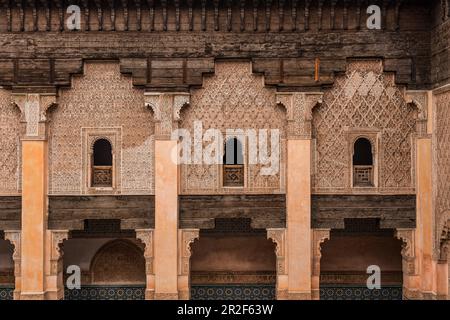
49 62 155 195
267 228 287 276
312 229 330 277
179 61 287 194
312 60 417 193
434 87 450 257
0 89 21 194
395 228 416 275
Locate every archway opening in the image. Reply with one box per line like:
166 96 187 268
0 234 14 300
190 219 276 300
62 220 146 300
319 219 403 300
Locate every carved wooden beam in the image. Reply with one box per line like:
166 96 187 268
265 0 272 31
28 0 38 31
54 0 65 32
253 0 258 31
188 0 194 31
17 0 24 31
318 0 324 31
278 0 285 31
81 0 90 31
162 0 168 31
40 0 51 31
94 0 103 31
175 0 180 31
291 0 297 31
135 0 142 31
394 0 403 31
122 0 129 31
331 0 338 30
382 0 389 30
108 0 116 31
201 0 207 31
227 0 232 31
213 0 219 31
305 0 310 31
2 0 12 32
240 0 245 31
343 0 350 30
147 0 154 31
356 0 362 30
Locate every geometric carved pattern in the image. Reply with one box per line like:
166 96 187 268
90 239 146 285
395 228 416 276
49 62 154 195
191 284 275 300
135 229 155 300
180 62 286 194
0 89 20 194
434 88 450 255
312 60 417 193
266 228 286 276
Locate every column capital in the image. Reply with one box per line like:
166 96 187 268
11 92 57 140
311 228 330 276
405 90 429 137
144 92 190 140
276 92 323 139
395 228 417 275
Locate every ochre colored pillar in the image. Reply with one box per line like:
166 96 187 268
21 139 48 300
286 139 311 299
436 261 449 299
416 137 434 298
154 139 179 299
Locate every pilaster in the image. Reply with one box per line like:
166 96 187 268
12 89 57 300
277 92 322 300
145 92 190 299
136 229 155 300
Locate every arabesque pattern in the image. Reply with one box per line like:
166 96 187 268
313 60 416 192
434 89 450 251
49 62 155 195
0 89 20 194
180 62 286 194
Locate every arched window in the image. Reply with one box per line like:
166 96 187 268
353 138 374 187
223 137 244 187
92 139 113 187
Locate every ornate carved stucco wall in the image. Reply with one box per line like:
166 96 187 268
179 61 286 194
0 89 20 195
434 88 450 253
49 62 154 195
312 60 417 194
